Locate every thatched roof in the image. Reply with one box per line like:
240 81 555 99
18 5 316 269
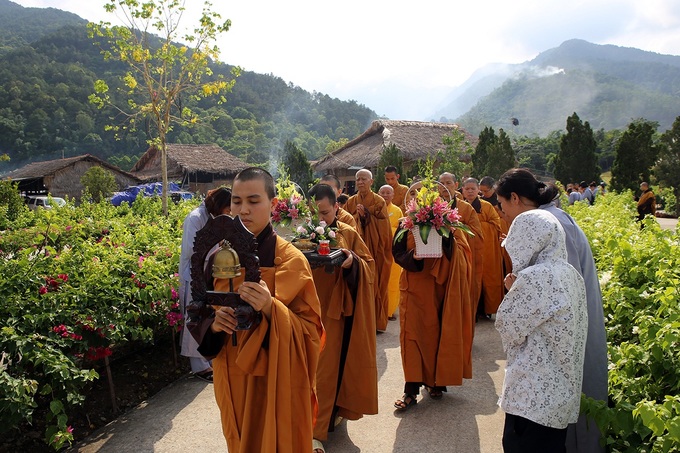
313 120 477 172
130 144 249 180
5 154 139 181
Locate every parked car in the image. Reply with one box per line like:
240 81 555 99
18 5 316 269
26 195 66 210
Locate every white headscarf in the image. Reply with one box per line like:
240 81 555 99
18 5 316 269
503 208 568 272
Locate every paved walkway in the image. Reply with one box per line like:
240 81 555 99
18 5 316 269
72 319 507 453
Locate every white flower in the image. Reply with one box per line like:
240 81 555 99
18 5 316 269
296 226 307 234
319 220 327 228
632 325 640 335
315 226 325 235
328 230 336 239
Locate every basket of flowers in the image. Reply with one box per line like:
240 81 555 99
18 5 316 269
271 173 310 241
394 178 473 258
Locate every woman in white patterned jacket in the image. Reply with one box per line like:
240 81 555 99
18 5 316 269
493 204 587 452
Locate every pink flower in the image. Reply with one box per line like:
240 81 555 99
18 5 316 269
402 217 414 230
271 212 282 223
315 226 325 235
39 286 48 295
57 274 68 283
67 426 73 434
138 256 145 268
288 207 299 219
328 230 336 239
171 287 179 300
65 225 72 231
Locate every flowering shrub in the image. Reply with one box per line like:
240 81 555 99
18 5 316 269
569 193 680 452
0 193 197 450
294 218 338 245
394 178 472 244
271 173 310 227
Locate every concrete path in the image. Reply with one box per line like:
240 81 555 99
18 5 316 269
72 319 507 452
657 217 678 231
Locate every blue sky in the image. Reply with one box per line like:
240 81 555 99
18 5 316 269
13 0 680 119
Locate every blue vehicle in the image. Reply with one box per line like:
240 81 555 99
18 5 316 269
111 182 193 206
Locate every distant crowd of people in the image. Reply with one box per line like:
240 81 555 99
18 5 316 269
176 165 614 453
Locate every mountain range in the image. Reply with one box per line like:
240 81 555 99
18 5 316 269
435 39 680 136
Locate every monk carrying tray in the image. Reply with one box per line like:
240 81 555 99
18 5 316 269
303 248 345 273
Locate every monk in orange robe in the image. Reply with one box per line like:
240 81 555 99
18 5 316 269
461 177 504 315
439 173 484 318
392 212 474 410
480 176 512 278
190 167 324 453
378 184 403 319
320 174 357 229
307 184 378 453
384 165 410 213
344 169 393 331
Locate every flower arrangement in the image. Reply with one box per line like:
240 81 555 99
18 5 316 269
294 218 338 245
394 178 473 244
271 173 310 227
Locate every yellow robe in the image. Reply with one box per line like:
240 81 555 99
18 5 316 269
345 191 393 331
476 198 504 314
394 228 474 386
312 222 377 440
195 226 324 453
386 202 403 317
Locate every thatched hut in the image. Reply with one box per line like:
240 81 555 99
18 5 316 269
313 120 476 191
5 154 140 200
130 144 249 194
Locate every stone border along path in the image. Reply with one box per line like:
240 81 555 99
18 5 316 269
72 318 506 453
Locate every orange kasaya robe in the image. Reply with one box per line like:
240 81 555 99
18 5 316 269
474 198 504 314
192 225 324 453
345 191 393 331
393 227 474 386
453 194 484 318
312 221 378 441
392 183 410 214
336 207 357 230
386 202 403 317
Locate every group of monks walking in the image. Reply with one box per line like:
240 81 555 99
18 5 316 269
187 165 511 453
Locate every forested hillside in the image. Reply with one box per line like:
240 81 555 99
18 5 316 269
449 40 680 136
0 1 377 172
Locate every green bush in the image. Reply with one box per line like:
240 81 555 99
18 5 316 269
0 195 199 450
569 193 680 452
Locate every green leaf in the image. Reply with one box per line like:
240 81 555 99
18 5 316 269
419 224 432 244
393 228 408 245
50 399 64 415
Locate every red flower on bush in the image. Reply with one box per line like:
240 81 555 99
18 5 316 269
39 286 48 295
85 346 112 361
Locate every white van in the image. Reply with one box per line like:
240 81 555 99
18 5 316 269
26 196 66 210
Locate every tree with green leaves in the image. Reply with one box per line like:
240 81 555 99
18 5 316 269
610 119 659 193
281 140 314 193
484 128 515 179
437 127 473 178
88 0 239 215
0 180 27 228
472 126 494 177
81 166 118 202
655 116 680 216
373 143 404 190
554 113 600 186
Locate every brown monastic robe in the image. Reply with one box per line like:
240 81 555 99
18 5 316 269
336 207 357 229
312 221 378 441
393 227 474 386
345 191 393 331
453 193 484 319
392 182 410 214
472 197 504 314
191 225 324 453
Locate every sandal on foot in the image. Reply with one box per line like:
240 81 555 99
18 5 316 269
312 438 325 453
425 386 443 399
193 369 214 383
394 394 417 411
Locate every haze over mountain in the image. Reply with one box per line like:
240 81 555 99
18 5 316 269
435 39 680 136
